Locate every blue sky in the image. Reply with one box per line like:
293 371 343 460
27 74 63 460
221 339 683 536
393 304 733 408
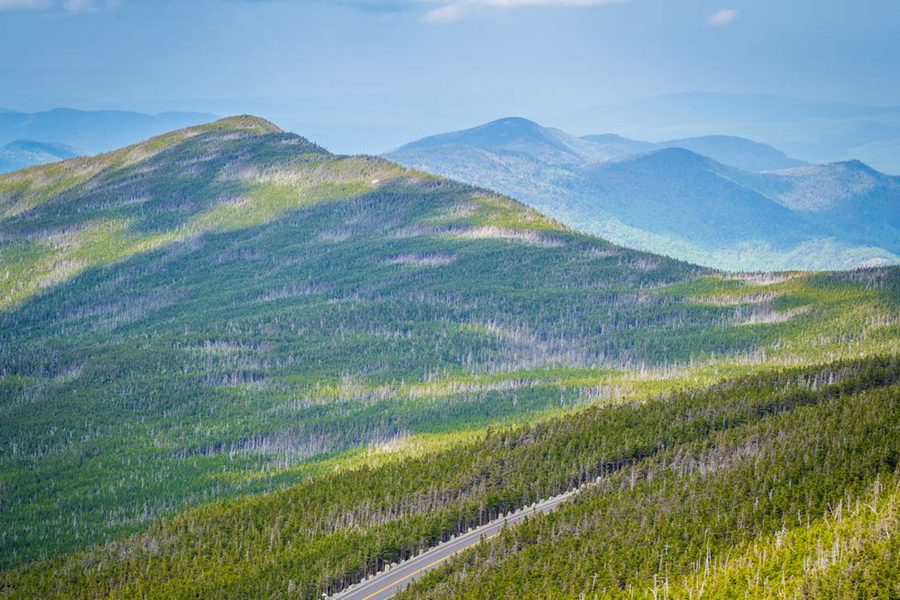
2 0 900 152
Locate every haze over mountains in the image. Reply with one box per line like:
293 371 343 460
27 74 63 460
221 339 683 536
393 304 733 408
580 133 806 172
0 140 78 174
561 92 900 175
0 115 710 569
0 108 216 172
387 117 900 271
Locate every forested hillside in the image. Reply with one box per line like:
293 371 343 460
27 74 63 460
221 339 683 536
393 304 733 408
400 356 900 600
1 117 899 598
3 356 898 599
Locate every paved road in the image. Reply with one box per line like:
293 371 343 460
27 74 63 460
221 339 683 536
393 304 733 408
330 490 576 600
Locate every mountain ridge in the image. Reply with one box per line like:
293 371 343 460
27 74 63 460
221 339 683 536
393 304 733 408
562 92 900 174
387 118 900 271
581 132 807 172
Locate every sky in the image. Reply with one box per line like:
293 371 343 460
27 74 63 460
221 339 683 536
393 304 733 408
2 0 900 153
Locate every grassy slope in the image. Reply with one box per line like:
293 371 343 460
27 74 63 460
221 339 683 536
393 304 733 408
0 117 899 582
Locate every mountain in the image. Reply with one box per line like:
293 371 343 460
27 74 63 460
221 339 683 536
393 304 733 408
580 133 806 172
563 92 900 174
736 160 900 252
0 108 217 156
2 117 899 599
0 139 79 173
653 135 806 171
387 118 900 271
575 148 815 246
400 118 805 171
399 116 618 164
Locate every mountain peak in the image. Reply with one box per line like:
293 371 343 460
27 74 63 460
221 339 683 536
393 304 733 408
581 133 643 144
206 115 284 135
394 116 551 153
834 158 878 173
636 146 713 167
480 116 544 131
388 116 614 165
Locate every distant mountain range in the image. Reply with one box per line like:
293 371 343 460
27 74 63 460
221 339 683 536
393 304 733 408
559 92 900 175
387 117 900 271
0 108 216 172
581 133 806 172
0 139 78 173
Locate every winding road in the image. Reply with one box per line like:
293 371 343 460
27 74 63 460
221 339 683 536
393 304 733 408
329 489 577 600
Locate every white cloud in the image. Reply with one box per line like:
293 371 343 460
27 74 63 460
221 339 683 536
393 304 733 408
706 8 739 26
424 0 628 23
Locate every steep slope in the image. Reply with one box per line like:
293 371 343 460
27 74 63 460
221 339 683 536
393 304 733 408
2 116 898 572
0 140 78 174
5 356 900 599
399 357 900 600
388 119 900 271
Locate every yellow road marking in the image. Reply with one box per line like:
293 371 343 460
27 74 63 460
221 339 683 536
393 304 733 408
360 531 502 600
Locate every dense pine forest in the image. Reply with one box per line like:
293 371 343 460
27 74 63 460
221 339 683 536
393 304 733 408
3 356 898 598
1 118 898 598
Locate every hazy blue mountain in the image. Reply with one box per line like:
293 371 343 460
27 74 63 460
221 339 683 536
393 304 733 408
653 135 806 172
576 148 812 245
0 108 217 156
576 133 654 155
563 92 900 174
398 117 804 172
399 116 619 164
388 118 900 271
581 133 805 172
0 139 79 173
735 160 900 252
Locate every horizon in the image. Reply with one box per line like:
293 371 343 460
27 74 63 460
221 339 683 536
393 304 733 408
3 0 900 155
4 100 900 176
